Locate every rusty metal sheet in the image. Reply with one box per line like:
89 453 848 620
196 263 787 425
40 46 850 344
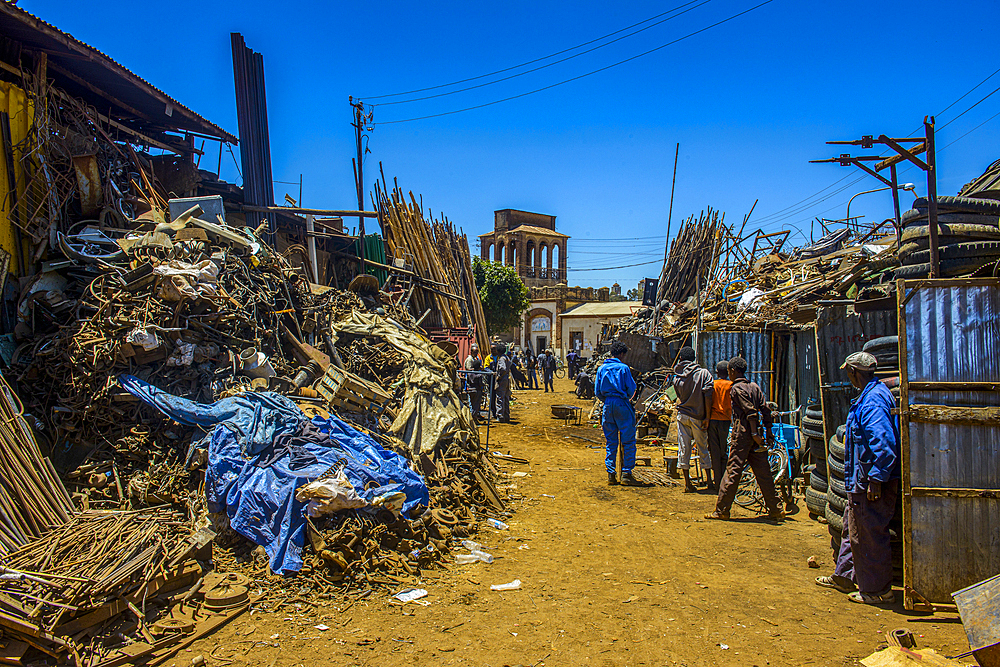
814 305 896 437
698 330 771 400
903 282 1000 602
71 154 102 217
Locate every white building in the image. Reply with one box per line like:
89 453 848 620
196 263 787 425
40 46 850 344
558 301 645 358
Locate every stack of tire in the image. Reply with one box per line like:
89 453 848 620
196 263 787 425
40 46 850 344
825 425 847 534
801 404 828 519
863 335 904 585
896 196 1000 279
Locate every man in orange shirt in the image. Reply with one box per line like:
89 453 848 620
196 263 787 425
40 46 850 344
706 360 732 491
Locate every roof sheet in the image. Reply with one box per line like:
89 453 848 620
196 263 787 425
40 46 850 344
559 301 645 318
0 3 237 144
480 225 569 238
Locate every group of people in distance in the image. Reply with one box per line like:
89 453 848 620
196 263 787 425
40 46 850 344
462 342 560 424
596 342 901 605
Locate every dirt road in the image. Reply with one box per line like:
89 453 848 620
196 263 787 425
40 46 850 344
191 378 972 667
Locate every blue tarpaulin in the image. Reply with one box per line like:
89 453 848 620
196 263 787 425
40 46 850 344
119 375 429 574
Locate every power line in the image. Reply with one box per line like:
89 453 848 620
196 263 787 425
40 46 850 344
567 259 662 271
363 1 706 100
378 0 776 125
375 1 711 106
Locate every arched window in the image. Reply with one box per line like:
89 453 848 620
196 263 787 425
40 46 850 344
509 240 517 267
497 243 505 264
552 244 560 272
483 241 492 259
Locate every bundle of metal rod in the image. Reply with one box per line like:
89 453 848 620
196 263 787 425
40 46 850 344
0 377 74 556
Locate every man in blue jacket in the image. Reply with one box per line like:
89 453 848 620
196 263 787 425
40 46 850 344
596 341 640 486
815 351 900 604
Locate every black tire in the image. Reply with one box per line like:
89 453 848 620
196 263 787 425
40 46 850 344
899 235 1000 261
863 335 898 354
829 434 846 460
829 474 848 498
836 424 845 439
825 502 844 532
806 486 827 516
894 257 993 279
810 471 828 493
901 223 1000 245
827 488 846 513
807 436 826 465
912 195 1000 215
901 211 999 228
903 240 1000 266
828 455 845 479
805 405 823 420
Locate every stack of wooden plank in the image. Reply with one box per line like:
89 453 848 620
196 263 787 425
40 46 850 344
656 207 725 305
374 177 489 351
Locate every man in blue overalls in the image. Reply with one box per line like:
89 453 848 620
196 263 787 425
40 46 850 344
596 341 640 486
815 351 900 604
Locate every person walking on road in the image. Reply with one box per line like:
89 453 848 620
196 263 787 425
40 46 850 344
464 343 484 424
526 352 539 389
706 356 784 521
491 343 512 423
671 346 715 493
539 349 556 393
567 349 580 379
815 351 900 605
596 341 641 486
706 360 733 492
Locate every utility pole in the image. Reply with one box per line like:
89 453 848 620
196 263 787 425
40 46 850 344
651 142 680 334
350 98 369 275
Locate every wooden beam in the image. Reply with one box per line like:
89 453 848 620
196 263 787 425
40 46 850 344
908 381 1000 391
910 487 1000 499
242 204 378 218
907 404 1000 425
46 60 155 123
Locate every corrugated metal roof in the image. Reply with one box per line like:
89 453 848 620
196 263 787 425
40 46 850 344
559 301 644 318
903 281 1000 601
479 225 569 238
0 3 237 144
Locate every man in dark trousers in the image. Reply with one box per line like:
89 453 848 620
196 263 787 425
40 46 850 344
490 343 512 423
567 349 580 379
815 351 900 604
596 341 640 486
464 343 484 423
539 349 557 393
526 352 539 389
706 360 733 492
705 356 784 521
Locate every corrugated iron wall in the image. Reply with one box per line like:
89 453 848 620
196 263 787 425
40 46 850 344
903 281 1000 602
795 329 820 410
814 306 897 440
698 330 772 400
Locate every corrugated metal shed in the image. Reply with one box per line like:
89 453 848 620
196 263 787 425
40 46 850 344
698 330 771 400
795 329 820 410
814 306 897 440
902 281 1000 604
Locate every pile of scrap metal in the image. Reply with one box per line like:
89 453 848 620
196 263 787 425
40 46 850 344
5 190 508 629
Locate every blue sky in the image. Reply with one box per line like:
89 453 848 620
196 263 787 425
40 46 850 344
25 0 1000 290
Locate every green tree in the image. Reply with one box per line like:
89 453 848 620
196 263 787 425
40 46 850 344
472 256 530 335
626 287 641 301
609 294 627 302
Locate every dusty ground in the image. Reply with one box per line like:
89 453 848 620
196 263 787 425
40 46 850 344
184 378 973 667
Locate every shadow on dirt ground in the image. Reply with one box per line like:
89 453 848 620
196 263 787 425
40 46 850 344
189 378 971 667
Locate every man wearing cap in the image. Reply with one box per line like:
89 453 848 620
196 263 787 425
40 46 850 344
815 351 900 605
